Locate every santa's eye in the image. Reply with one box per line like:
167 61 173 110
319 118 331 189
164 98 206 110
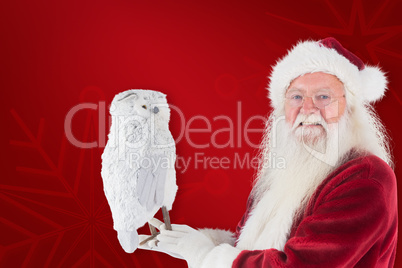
142 105 147 109
317 94 330 100
292 95 303 100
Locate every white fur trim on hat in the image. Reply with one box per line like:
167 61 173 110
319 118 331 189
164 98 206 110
268 39 388 111
359 66 388 102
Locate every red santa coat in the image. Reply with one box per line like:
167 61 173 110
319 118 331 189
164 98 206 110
233 154 398 267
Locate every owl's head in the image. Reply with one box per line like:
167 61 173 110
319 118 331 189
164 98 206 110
110 89 170 122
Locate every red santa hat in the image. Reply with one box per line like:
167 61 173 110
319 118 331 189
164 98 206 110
268 37 388 110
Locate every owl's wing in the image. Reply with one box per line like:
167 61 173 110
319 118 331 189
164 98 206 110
137 155 167 211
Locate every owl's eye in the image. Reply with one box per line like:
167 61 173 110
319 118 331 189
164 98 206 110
142 105 147 109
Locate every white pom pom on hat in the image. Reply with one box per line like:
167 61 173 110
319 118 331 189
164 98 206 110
268 37 388 110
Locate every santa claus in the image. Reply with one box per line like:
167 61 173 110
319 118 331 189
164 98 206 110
139 37 398 267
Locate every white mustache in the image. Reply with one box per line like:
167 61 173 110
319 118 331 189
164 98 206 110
292 114 328 131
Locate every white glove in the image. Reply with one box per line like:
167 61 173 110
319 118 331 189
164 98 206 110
138 219 184 259
141 218 215 268
138 235 184 259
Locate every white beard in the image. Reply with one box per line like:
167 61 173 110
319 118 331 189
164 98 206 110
236 111 356 251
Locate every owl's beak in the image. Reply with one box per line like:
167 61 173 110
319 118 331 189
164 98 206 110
153 106 159 114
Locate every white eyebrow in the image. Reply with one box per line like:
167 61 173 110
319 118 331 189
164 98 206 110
286 88 304 94
286 88 333 94
315 88 332 92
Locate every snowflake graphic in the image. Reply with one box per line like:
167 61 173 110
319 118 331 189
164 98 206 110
1 106 180 267
264 0 402 105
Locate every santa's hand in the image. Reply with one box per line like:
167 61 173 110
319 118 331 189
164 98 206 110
138 219 184 260
148 218 215 268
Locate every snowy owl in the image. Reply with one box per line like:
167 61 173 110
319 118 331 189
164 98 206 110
101 89 177 253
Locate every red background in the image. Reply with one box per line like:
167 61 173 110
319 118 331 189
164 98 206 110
2 0 402 267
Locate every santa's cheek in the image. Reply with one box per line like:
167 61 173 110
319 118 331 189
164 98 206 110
323 101 341 123
285 107 300 125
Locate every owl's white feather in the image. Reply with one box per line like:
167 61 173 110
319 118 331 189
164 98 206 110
101 89 177 253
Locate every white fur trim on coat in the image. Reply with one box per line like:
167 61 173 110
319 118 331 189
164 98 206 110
201 244 241 268
198 228 236 246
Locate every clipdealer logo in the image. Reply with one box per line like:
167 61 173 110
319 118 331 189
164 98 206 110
64 101 287 171
64 101 266 149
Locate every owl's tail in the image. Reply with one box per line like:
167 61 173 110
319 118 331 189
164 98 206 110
117 229 139 253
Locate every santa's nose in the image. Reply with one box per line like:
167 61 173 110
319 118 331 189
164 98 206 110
300 96 318 114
